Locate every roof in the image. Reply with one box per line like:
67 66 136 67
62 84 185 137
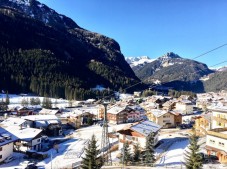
150 109 168 117
5 126 42 142
108 105 126 115
1 117 26 127
130 120 161 137
39 108 59 115
0 127 18 146
22 115 58 121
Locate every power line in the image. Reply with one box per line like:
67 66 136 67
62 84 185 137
192 43 227 60
101 45 227 101
209 60 227 68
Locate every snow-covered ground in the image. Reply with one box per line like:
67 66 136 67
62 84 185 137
0 93 70 109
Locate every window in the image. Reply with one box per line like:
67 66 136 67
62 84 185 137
37 139 41 142
219 142 224 147
132 137 138 141
0 147 2 151
209 139 215 144
0 155 2 159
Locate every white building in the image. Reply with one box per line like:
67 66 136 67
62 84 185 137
0 127 18 162
175 100 193 114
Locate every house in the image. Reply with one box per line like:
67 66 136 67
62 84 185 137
0 127 18 163
194 113 212 136
5 126 43 152
162 100 176 110
205 128 227 164
126 105 146 122
0 117 27 128
209 106 227 129
22 115 62 136
175 100 193 114
117 121 161 151
39 108 61 116
17 107 34 116
146 109 182 128
107 105 128 124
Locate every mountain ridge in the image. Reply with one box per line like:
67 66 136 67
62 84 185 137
0 0 140 99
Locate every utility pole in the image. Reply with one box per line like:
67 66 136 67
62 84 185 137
100 101 112 165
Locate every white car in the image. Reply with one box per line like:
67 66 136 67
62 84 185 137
4 155 15 163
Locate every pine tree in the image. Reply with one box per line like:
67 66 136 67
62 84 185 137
121 141 131 165
133 143 140 162
184 128 203 169
5 91 10 105
81 134 100 169
144 132 155 166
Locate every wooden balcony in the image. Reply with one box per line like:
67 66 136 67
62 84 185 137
207 128 227 139
212 116 227 124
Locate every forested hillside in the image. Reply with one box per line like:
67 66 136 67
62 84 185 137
0 4 140 100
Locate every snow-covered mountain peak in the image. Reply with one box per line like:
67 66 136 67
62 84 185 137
125 56 156 68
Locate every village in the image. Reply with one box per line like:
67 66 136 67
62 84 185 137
0 90 227 169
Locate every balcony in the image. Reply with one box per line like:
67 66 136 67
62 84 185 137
207 128 227 139
212 116 227 124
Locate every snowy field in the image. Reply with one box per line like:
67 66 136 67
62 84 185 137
0 93 71 109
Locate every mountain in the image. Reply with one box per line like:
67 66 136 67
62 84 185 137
125 56 155 70
0 0 140 99
129 52 214 92
203 70 227 92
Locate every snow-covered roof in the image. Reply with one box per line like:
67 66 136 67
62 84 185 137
5 126 42 142
39 108 59 115
1 117 26 127
150 109 168 117
208 106 227 113
130 121 161 136
22 115 58 121
108 105 126 115
0 127 18 146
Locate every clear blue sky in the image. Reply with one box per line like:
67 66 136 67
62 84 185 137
39 0 227 68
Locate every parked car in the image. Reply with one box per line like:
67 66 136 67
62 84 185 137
4 155 15 163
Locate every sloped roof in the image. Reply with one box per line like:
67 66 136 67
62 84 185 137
130 120 161 137
22 115 58 121
1 117 26 127
39 108 59 115
150 109 168 117
5 126 42 142
108 105 126 115
0 127 18 146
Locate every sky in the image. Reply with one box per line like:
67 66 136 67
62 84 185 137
39 0 227 68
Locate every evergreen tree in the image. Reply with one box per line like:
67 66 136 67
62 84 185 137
184 128 203 169
81 134 100 169
144 132 155 166
5 91 10 105
30 98 35 105
121 141 131 165
34 97 41 105
21 98 29 107
42 97 52 109
133 143 140 162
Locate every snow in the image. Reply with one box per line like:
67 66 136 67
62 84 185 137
9 0 30 6
0 93 70 109
156 138 189 166
125 56 156 67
